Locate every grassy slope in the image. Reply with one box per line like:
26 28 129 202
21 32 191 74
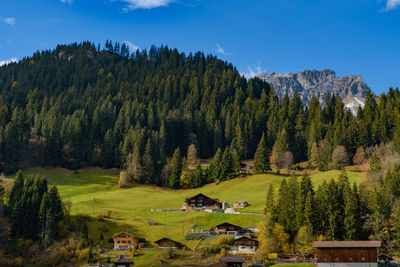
4 167 362 266
4 168 362 239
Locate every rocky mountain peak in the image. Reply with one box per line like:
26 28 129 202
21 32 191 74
257 69 370 114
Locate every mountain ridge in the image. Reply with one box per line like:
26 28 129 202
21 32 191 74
257 69 370 114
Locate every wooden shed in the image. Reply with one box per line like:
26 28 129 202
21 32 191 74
219 256 245 267
313 241 381 267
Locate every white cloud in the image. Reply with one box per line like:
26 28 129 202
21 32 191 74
385 0 400 10
2 17 16 26
120 0 176 10
0 58 18 67
242 64 266 79
216 44 224 54
60 0 74 5
123 41 139 52
215 44 232 56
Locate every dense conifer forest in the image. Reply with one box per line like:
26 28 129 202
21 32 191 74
0 41 400 189
2 41 400 264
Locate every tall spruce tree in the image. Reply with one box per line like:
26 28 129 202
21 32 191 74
254 132 270 173
169 148 183 189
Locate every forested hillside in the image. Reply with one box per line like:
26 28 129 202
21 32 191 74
0 41 400 188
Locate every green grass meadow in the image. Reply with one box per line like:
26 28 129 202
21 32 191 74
3 167 362 266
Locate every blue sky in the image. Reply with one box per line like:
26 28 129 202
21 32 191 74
0 0 399 94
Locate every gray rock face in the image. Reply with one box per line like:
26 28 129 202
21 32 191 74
257 69 370 113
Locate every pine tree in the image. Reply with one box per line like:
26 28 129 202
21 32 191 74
343 185 360 240
265 184 275 213
142 138 155 184
309 142 319 169
169 148 183 189
254 133 270 173
220 147 234 181
191 163 203 188
304 191 314 229
100 129 115 168
392 202 400 245
209 148 222 182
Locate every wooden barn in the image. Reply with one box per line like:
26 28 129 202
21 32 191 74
313 241 381 267
211 222 242 235
154 238 183 249
112 232 139 250
184 193 222 210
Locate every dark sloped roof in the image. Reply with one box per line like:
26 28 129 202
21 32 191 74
234 236 258 243
214 222 242 229
313 241 381 248
154 237 182 246
220 256 245 263
185 193 220 203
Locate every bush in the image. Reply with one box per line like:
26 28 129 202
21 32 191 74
146 218 160 225
184 233 207 240
217 235 234 246
104 210 112 218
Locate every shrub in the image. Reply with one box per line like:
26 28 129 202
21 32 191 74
146 218 160 225
217 235 234 246
105 209 112 218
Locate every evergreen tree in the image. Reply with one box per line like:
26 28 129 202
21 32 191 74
220 147 234 181
265 184 275 213
169 148 183 189
309 142 319 169
209 148 222 182
191 163 203 188
343 184 360 240
254 132 270 173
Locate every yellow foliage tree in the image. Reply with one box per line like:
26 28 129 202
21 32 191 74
296 225 316 254
180 171 191 189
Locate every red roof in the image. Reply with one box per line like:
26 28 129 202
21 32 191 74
313 241 381 248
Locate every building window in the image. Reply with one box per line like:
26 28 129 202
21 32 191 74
361 257 366 261
348 257 352 261
335 257 340 261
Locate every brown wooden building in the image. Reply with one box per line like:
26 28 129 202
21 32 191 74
185 193 222 210
218 256 245 267
313 241 381 267
112 232 139 250
211 222 242 235
232 236 258 253
154 238 183 249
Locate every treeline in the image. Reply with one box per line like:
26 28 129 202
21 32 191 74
0 172 63 249
260 155 400 255
1 41 400 187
